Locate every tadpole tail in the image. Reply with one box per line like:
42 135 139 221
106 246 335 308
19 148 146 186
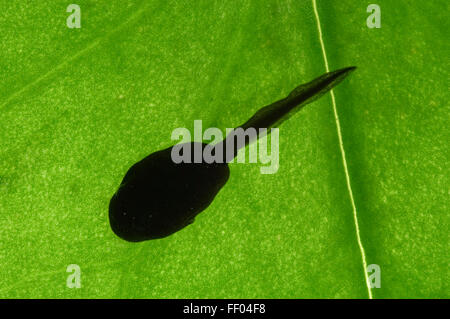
217 66 356 163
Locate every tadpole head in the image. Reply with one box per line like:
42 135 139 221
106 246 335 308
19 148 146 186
109 142 230 242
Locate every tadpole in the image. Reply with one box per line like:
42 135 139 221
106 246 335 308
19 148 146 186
109 67 356 242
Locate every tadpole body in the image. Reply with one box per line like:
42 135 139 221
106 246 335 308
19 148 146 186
109 67 356 242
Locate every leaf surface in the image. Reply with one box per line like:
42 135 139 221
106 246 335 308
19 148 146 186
0 0 446 298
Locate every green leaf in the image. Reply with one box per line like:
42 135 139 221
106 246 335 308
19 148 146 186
0 0 447 298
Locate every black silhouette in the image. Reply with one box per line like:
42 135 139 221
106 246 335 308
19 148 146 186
109 67 356 242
